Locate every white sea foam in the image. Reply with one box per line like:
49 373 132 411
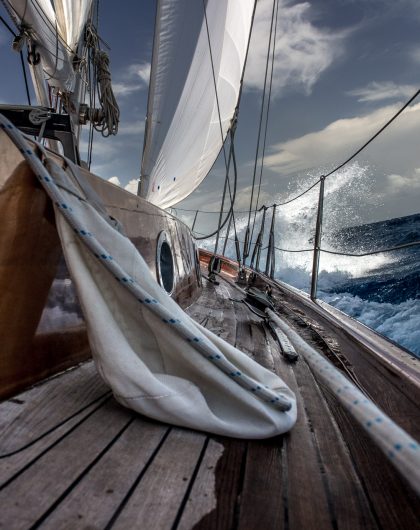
200 162 418 357
321 292 420 357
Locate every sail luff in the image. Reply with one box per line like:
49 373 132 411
140 0 255 209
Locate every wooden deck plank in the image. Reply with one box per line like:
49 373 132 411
263 330 334 530
175 438 225 529
0 270 417 530
327 396 420 530
237 438 284 530
182 438 246 530
292 356 379 529
0 361 108 453
0 400 132 530
111 429 206 530
0 393 110 487
38 418 168 530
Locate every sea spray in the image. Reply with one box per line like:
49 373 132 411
198 163 420 358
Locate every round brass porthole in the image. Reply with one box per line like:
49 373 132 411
156 231 174 294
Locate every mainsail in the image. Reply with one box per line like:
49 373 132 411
140 0 255 209
5 0 92 92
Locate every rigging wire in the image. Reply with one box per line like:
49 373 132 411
185 88 420 224
249 0 279 246
194 137 239 240
196 0 241 247
194 0 259 246
0 11 31 105
270 86 420 209
243 0 277 261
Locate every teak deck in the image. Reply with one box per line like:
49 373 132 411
1 271 419 529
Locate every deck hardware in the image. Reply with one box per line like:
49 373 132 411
267 320 299 362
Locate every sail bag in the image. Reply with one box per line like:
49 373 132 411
49 158 297 438
0 118 296 438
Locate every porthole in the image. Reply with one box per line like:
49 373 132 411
156 231 174 294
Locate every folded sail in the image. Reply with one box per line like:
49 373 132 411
5 0 92 92
140 0 254 209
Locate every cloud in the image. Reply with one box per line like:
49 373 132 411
113 82 145 97
107 176 138 195
108 176 121 186
113 62 151 98
410 47 420 64
124 179 138 194
263 102 420 176
118 120 145 136
347 82 417 103
245 0 347 96
128 63 151 84
385 170 420 193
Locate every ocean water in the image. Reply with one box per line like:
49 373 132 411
200 163 420 358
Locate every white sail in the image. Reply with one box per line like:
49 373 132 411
140 0 254 209
5 0 92 92
54 0 92 52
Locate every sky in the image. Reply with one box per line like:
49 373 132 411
1 0 420 233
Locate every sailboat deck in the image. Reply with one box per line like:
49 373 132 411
1 272 419 529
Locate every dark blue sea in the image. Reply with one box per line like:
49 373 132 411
316 213 420 358
203 205 420 359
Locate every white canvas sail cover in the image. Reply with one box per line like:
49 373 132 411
141 0 254 209
1 116 297 439
5 0 92 92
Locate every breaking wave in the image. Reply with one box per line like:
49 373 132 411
202 162 420 358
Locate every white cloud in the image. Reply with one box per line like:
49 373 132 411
245 0 347 96
410 47 420 64
108 176 121 186
113 82 144 97
113 62 151 98
263 102 420 176
385 170 420 193
118 120 145 136
106 176 138 194
128 63 151 84
124 179 138 194
347 82 417 103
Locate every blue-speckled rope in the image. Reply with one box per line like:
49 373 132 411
266 308 420 496
0 113 292 413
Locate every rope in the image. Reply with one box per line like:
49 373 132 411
0 114 294 415
265 308 420 496
85 23 119 137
